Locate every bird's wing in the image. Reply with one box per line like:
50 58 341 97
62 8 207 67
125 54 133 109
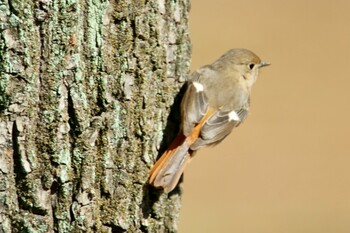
190 107 248 150
181 72 209 137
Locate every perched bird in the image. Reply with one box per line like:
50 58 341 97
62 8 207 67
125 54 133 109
149 48 269 193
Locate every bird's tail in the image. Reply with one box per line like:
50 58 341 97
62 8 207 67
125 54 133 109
149 109 214 192
148 132 192 193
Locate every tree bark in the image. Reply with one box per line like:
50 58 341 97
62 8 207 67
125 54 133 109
0 0 191 232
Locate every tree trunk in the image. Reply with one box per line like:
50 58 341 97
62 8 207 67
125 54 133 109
0 0 191 232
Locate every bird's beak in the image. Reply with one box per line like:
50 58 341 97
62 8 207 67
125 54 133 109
259 61 270 68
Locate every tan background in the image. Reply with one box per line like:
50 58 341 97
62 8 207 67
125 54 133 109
178 0 350 232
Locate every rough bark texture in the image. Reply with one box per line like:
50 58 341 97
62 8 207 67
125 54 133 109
0 0 191 232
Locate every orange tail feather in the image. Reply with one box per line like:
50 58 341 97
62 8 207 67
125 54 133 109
148 132 186 185
148 109 214 192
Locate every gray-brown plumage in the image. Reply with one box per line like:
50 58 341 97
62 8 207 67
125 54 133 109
149 48 269 193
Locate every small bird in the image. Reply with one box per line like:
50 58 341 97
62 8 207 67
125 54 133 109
149 48 269 193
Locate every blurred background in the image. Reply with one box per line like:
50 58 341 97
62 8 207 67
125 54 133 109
178 0 350 232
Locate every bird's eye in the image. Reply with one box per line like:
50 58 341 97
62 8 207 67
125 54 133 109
248 63 255 70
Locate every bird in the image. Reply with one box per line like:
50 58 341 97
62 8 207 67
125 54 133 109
148 48 269 193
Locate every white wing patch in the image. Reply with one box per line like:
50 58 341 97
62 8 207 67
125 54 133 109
193 81 204 92
228 111 240 122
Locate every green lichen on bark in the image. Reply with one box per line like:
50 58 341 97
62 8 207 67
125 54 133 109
0 0 191 232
